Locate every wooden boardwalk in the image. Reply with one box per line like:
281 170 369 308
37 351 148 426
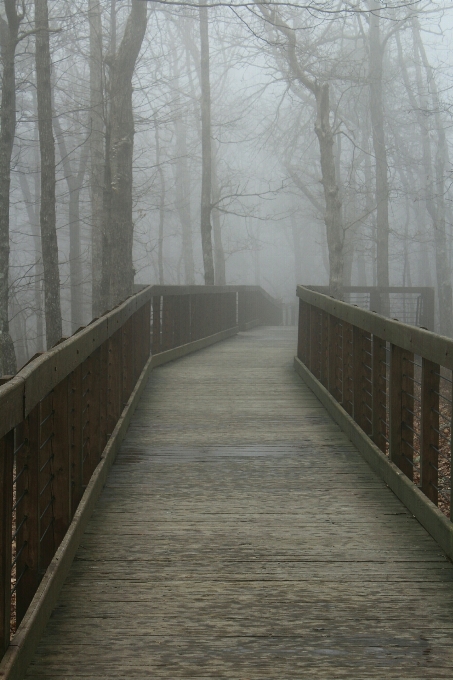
25 328 453 678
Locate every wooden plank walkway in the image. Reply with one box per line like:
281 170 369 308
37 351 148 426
25 327 453 678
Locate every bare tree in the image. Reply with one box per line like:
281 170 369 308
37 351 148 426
199 0 215 284
35 0 62 347
100 0 148 309
53 114 89 333
89 0 105 317
0 0 24 373
256 4 344 298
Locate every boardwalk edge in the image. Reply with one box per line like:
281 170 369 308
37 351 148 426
294 356 453 562
0 328 239 680
150 326 238 367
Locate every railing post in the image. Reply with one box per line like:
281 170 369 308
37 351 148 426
0 429 14 656
389 345 414 479
99 340 109 453
15 404 41 625
309 305 318 376
52 377 71 549
297 299 309 366
70 364 84 514
152 296 161 354
320 311 329 388
327 314 337 398
87 347 102 479
161 295 174 352
342 322 353 416
372 336 387 453
353 326 372 434
421 359 440 504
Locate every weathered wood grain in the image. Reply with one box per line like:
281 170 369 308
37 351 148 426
24 328 453 678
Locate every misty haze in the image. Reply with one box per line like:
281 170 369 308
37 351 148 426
2 0 453 678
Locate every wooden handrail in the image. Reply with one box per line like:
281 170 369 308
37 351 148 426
296 285 452 524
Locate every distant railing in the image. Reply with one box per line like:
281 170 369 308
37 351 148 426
149 286 282 354
296 285 452 524
307 286 435 331
0 284 280 659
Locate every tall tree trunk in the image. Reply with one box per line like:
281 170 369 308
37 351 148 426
199 0 215 285
211 156 226 285
257 5 344 298
174 114 195 284
102 0 147 308
0 1 22 373
291 211 303 287
314 83 344 298
54 116 89 333
19 170 44 352
367 1 390 312
154 115 165 285
413 21 452 336
89 0 105 318
35 0 62 347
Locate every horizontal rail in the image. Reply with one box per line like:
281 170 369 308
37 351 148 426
297 286 451 369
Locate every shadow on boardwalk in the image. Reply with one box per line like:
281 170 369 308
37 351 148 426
26 328 453 678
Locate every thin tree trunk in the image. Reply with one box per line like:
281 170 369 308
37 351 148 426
199 0 215 285
35 0 62 348
367 1 390 311
413 21 452 336
257 5 344 298
174 114 195 284
54 116 89 332
211 156 226 285
89 0 105 318
314 83 344 298
19 170 44 352
154 115 165 285
0 1 22 373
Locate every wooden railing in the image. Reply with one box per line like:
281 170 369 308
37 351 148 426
0 284 280 659
307 286 435 331
296 285 452 524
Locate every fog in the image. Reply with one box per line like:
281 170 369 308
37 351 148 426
2 0 453 371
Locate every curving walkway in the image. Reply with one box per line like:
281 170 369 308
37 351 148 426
26 327 453 678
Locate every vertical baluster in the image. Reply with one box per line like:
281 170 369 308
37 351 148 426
52 377 71 549
107 329 122 437
162 296 173 351
39 393 55 574
15 404 40 625
320 311 328 387
372 336 387 453
389 345 414 479
152 296 161 355
421 359 440 505
122 316 133 403
351 328 372 435
401 352 415 480
143 300 151 367
0 429 14 656
327 314 337 398
88 347 102 476
70 364 83 515
99 340 109 453
342 322 353 416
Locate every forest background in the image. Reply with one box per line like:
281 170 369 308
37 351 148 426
1 0 452 373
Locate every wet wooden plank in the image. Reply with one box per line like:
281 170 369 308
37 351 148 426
25 328 453 678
